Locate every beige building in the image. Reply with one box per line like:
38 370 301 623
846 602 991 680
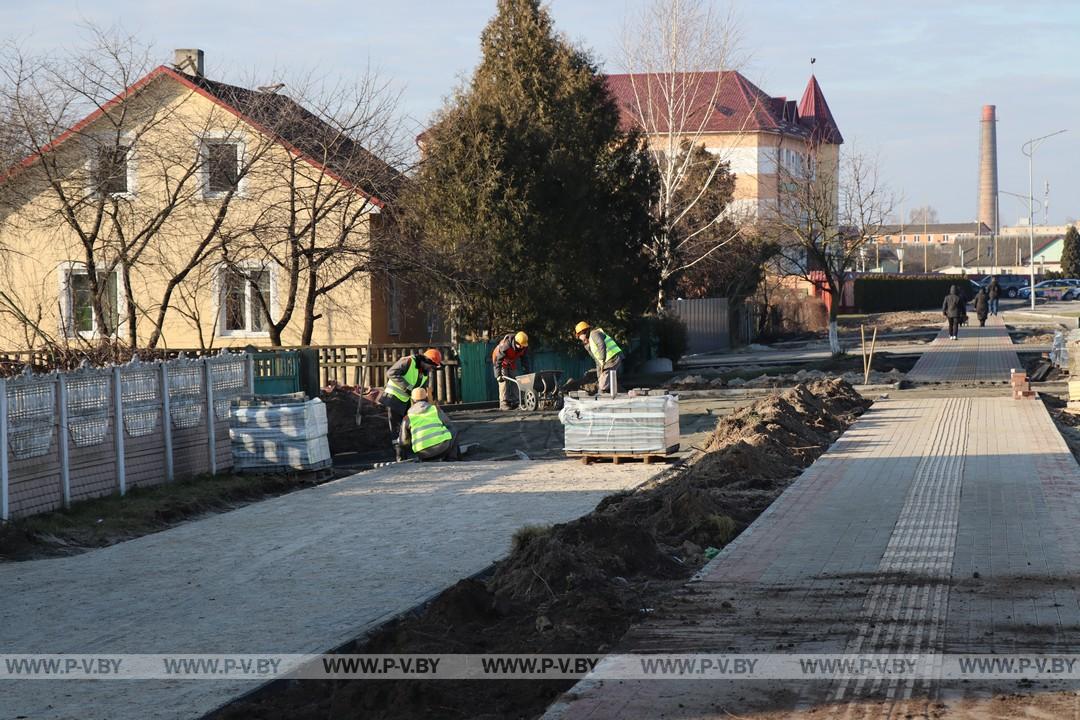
0 49 430 351
603 71 843 220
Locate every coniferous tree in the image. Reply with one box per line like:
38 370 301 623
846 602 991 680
1061 226 1080 278
403 0 656 343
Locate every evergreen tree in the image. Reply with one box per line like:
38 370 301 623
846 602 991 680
1061 226 1080 278
403 0 656 344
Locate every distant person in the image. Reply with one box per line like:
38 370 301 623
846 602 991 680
400 387 459 461
987 277 1001 316
974 288 989 327
942 285 967 340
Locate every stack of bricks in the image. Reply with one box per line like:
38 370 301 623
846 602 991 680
1011 368 1037 400
1069 377 1080 413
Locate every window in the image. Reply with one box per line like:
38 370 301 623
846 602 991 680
221 267 270 334
203 141 240 195
66 268 119 335
96 145 130 195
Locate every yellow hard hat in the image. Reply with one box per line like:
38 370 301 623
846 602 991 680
410 387 428 402
574 321 590 335
514 331 529 347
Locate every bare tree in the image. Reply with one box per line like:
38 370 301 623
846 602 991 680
223 72 410 346
0 28 263 348
619 0 751 311
908 205 938 226
766 142 896 353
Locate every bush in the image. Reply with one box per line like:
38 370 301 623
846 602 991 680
853 274 972 312
655 314 689 361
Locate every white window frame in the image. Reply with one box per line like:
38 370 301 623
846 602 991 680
198 132 247 199
56 261 127 340
86 133 137 199
215 262 274 338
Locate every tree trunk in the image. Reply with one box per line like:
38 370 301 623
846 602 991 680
122 263 137 348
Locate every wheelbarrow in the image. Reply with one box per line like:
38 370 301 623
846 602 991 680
500 371 564 412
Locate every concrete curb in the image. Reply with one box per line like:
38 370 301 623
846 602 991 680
1003 311 1080 328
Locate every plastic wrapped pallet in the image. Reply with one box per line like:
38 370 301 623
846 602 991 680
230 393 331 471
559 394 679 455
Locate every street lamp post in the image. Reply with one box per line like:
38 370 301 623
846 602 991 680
1022 129 1067 309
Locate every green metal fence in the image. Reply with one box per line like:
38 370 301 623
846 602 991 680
251 351 301 395
458 341 593 403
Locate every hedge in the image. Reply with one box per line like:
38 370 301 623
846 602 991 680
853 275 974 313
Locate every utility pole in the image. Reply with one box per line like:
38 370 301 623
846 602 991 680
1023 129 1067 309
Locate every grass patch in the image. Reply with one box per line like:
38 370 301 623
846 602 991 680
0 472 326 562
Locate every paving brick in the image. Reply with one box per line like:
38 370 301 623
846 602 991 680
907 316 1021 383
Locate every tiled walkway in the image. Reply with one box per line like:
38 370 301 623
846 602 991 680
1 460 655 720
906 315 1021 383
545 395 1080 718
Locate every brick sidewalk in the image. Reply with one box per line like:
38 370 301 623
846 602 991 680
545 396 1080 718
906 315 1021 383
0 460 655 720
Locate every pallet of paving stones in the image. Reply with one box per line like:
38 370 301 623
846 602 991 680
565 446 678 465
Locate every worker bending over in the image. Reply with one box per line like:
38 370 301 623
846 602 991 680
400 387 459 461
381 348 444 461
575 321 623 396
492 331 530 410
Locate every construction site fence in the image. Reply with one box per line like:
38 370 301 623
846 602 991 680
1 353 253 521
458 342 593 403
0 343 460 405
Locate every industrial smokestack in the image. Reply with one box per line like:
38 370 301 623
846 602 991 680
977 105 999 234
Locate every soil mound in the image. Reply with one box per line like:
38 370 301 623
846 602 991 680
321 384 393 456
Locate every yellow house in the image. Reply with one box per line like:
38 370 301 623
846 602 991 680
0 49 433 351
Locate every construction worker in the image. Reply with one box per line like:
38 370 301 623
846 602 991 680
380 348 444 461
575 321 623 396
399 387 459 461
492 331 530 410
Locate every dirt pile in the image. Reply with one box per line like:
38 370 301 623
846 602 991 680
321 383 393 456
214 379 871 720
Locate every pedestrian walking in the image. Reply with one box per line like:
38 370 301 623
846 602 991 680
974 288 989 327
942 285 966 340
491 331 530 410
575 321 623 395
988 276 1000 316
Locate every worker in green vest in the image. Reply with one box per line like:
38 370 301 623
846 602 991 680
574 321 623 396
381 348 444 461
399 387 459 461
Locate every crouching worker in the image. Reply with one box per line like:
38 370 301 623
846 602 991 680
400 387 459 461
381 348 444 461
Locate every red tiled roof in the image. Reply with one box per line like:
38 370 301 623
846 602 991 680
603 70 842 144
798 74 843 145
2 65 398 205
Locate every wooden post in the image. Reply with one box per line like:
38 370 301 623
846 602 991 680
864 327 879 385
161 362 174 482
861 325 867 380
57 374 71 507
203 359 217 475
0 378 8 521
113 367 126 496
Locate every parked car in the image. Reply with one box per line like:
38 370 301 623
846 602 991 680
1018 279 1080 300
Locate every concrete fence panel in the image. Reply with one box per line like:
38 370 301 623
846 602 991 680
1 353 253 520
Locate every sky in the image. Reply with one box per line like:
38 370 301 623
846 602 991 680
3 0 1079 225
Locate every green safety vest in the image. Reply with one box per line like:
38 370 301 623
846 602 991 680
384 357 429 403
589 329 622 366
409 404 452 453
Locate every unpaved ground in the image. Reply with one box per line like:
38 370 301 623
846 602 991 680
213 380 870 720
664 352 916 390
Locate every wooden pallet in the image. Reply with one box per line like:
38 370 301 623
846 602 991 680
566 449 675 465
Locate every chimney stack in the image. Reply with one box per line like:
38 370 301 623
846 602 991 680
173 49 204 77
977 104 999 234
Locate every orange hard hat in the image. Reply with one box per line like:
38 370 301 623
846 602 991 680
423 348 444 367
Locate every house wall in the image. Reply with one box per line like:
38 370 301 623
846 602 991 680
0 76 412 350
